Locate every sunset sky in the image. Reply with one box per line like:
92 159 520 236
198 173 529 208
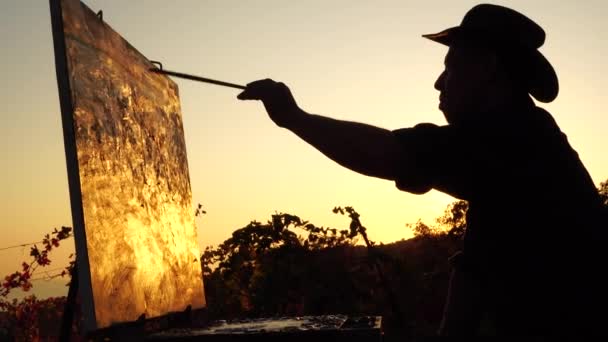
1 0 607 299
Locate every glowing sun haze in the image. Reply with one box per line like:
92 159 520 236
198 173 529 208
1 0 607 299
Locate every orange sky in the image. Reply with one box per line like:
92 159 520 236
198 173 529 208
1 0 607 299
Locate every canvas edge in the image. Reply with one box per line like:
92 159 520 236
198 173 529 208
48 0 97 334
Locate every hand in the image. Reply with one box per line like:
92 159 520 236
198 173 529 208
237 79 303 128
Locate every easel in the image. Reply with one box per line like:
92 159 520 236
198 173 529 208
50 1 209 339
59 266 78 341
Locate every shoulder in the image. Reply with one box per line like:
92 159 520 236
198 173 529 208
392 123 457 145
393 122 445 134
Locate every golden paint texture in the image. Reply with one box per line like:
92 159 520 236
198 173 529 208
60 0 205 329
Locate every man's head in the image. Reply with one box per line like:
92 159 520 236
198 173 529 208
434 42 502 125
424 4 559 125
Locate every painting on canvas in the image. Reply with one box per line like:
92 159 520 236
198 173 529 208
50 0 205 332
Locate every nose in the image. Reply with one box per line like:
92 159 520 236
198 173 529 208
434 70 445 91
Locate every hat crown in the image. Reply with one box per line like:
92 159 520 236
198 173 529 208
422 4 559 103
461 4 545 50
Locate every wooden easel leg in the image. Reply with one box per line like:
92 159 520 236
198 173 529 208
60 266 78 342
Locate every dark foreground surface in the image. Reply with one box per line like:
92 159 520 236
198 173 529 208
146 315 382 342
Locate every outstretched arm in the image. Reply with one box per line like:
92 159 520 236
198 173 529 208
237 79 402 180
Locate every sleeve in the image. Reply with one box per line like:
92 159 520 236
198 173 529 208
392 123 469 198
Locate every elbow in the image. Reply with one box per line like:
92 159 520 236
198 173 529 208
352 144 400 181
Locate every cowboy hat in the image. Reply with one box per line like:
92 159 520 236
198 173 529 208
423 4 559 103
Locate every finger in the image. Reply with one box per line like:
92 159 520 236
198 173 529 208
237 78 277 100
237 87 266 100
237 89 254 100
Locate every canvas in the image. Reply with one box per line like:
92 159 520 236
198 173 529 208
50 0 205 332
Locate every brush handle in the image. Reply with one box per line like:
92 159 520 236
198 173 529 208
150 68 246 90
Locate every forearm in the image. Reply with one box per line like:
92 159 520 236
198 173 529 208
236 79 401 180
285 109 399 180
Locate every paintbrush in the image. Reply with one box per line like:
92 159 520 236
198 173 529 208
149 61 245 90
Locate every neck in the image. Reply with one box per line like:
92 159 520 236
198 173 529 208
453 89 533 127
482 83 532 114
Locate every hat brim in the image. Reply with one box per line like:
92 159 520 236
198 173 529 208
422 27 559 103
422 26 461 46
527 50 558 103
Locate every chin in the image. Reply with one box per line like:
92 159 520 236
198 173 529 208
441 109 454 125
439 102 451 120
441 105 463 125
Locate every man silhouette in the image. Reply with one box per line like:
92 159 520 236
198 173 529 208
237 4 606 336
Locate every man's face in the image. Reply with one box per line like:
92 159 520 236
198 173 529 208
434 45 494 125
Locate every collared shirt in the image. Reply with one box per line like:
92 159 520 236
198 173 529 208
392 103 605 277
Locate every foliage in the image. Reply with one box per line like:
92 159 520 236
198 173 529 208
1 227 73 302
0 296 67 341
201 211 361 318
407 200 468 239
200 204 468 338
437 200 468 237
0 227 73 341
599 180 608 207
